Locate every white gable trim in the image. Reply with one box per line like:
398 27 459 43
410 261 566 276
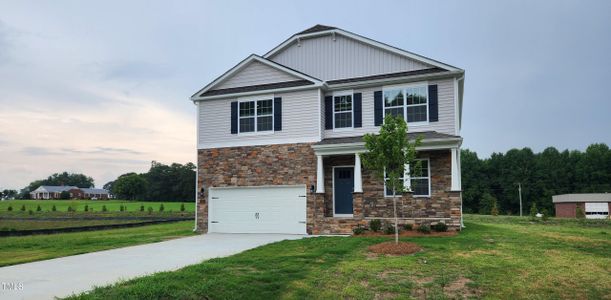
190 54 323 101
264 28 460 72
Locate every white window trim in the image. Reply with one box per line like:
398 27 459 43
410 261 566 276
383 158 431 198
382 81 429 126
237 95 275 135
332 165 354 218
332 90 354 131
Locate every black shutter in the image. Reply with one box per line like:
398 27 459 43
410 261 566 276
230 101 238 134
428 84 438 122
353 93 362 128
374 91 383 126
325 96 333 129
273 97 282 131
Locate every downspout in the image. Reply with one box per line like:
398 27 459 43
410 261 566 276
456 75 465 229
193 101 199 232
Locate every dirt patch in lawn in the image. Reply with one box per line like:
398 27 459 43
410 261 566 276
368 241 422 256
443 276 481 299
359 231 457 237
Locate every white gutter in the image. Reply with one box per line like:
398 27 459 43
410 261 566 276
191 83 324 102
193 101 199 232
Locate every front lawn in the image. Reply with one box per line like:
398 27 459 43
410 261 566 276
68 215 610 299
0 199 194 214
0 221 195 267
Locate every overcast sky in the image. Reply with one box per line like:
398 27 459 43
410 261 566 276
0 1 610 190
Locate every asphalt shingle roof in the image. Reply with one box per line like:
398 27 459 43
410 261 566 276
200 80 314 97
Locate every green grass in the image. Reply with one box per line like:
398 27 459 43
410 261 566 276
68 215 610 300
0 221 195 267
0 199 194 213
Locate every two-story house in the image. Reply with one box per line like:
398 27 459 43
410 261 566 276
191 25 464 234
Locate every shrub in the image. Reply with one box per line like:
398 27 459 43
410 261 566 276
7 205 12 211
384 223 397 235
36 205 42 212
60 191 70 200
432 222 448 232
576 206 585 219
120 205 125 212
20 205 26 212
147 207 153 215
52 205 56 212
140 205 145 212
84 204 89 212
180 203 185 212
102 205 108 212
402 223 413 231
491 201 499 216
369 219 382 232
529 202 538 221
352 225 366 235
67 206 73 212
159 204 164 212
417 224 431 234
28 209 33 215
541 208 549 221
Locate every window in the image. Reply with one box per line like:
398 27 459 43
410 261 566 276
384 159 431 197
383 84 428 124
410 159 430 196
239 99 273 133
333 94 353 128
384 166 405 197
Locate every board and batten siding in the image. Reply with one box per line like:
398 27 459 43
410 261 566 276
198 89 321 149
268 34 431 81
213 61 300 90
324 78 456 138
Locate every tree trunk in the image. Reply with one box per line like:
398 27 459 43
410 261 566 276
393 188 398 244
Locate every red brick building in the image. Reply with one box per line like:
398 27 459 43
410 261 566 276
553 194 610 219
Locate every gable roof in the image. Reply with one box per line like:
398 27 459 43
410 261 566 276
191 54 323 100
33 185 78 193
264 25 461 72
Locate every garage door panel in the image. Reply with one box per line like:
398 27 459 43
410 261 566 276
209 185 307 234
585 202 609 219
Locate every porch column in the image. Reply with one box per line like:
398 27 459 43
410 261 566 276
316 155 324 193
451 148 461 191
354 153 363 193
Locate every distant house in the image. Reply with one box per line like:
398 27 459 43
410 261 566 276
553 194 610 219
30 186 111 200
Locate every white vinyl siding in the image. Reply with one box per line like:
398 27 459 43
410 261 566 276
198 89 320 148
323 78 456 138
214 61 300 90
268 34 431 81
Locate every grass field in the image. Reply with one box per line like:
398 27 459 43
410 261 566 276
0 221 195 267
68 215 610 300
0 199 195 214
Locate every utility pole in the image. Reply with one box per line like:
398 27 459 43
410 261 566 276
518 182 523 217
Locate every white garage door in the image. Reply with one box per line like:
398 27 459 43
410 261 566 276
208 185 307 234
585 202 609 219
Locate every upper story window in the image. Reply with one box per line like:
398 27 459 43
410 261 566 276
239 99 273 133
383 84 428 124
333 93 353 129
384 159 431 197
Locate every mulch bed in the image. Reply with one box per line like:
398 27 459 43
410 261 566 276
360 231 457 237
368 241 422 255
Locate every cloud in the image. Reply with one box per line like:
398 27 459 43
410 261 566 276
60 147 144 155
21 147 65 156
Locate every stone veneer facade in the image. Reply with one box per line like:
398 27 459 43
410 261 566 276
197 143 461 234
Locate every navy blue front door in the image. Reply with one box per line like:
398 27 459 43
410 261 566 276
334 167 354 215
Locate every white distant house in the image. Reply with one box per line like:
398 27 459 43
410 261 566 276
30 186 111 200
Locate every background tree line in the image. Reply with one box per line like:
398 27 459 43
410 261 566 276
106 161 195 202
462 143 611 215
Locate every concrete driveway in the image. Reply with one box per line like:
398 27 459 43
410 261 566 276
0 233 304 300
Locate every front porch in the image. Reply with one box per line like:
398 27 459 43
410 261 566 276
309 132 463 234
